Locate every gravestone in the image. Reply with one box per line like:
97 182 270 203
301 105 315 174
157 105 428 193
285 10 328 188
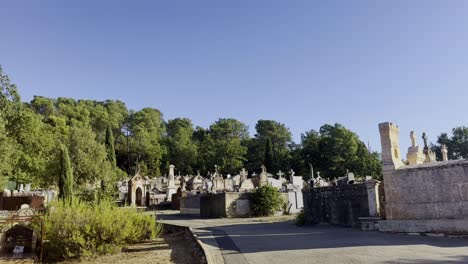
236 199 250 216
224 178 234 191
239 179 255 192
267 177 282 190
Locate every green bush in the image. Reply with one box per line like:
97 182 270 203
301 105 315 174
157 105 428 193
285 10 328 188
251 185 285 216
295 209 305 226
40 199 162 261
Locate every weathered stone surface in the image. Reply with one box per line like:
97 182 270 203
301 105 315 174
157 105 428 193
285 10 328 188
302 183 370 227
379 219 468 234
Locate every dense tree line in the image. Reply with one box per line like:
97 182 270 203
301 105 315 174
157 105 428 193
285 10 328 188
0 66 383 192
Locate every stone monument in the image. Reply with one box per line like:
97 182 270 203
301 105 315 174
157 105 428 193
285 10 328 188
422 132 436 163
259 165 268 187
166 165 177 201
406 131 425 165
441 144 448 161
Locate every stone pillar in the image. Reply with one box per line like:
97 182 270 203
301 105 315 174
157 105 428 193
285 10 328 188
379 122 405 174
365 179 380 217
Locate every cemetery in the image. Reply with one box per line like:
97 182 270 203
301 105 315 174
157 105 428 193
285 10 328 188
1 120 467 263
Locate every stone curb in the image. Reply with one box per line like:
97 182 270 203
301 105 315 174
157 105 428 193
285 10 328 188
163 223 224 264
189 227 225 264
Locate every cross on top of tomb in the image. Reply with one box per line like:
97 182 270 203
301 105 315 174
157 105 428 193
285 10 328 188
277 170 284 179
240 168 247 177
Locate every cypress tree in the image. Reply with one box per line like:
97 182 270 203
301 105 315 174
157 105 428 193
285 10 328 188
105 125 117 168
59 144 74 201
264 137 274 175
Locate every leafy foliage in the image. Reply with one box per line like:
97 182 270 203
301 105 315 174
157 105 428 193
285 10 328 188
59 143 74 201
0 65 385 190
434 126 468 160
41 199 162 261
251 185 285 216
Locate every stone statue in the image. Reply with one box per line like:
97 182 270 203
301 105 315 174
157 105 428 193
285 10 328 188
261 165 267 173
290 169 295 177
410 131 417 148
441 144 448 161
422 132 429 153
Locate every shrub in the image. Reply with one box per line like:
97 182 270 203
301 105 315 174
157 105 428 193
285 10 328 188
40 199 162 261
296 209 305 226
251 185 285 216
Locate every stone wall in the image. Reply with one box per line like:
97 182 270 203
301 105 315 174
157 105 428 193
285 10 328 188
302 183 370 227
0 195 45 211
378 122 468 234
180 195 201 215
200 192 251 218
384 161 468 220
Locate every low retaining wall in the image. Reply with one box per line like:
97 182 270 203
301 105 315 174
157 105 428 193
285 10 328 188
163 224 207 264
303 183 370 227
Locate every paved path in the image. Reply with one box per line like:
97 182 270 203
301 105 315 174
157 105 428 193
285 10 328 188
157 211 468 264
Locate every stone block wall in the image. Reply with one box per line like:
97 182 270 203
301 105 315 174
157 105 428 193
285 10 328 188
199 192 251 218
180 195 201 215
384 160 468 220
303 184 370 227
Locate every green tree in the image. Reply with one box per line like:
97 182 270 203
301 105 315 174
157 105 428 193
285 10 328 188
435 127 468 160
105 125 117 167
206 118 249 174
264 137 274 174
300 124 382 180
68 126 110 186
253 120 292 171
59 143 74 201
128 108 165 176
165 118 197 174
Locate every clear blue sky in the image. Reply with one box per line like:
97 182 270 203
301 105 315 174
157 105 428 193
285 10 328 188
2 1 468 153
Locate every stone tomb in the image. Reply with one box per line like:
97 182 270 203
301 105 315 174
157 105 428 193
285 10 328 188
128 174 147 207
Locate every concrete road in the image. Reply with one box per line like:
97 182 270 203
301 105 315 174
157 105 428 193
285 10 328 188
158 212 468 264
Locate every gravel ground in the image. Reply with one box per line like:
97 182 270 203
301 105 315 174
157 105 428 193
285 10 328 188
61 232 196 264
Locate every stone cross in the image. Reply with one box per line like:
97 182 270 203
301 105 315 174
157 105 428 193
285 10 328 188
252 172 257 177
441 144 448 161
290 169 295 176
422 132 429 151
410 131 417 148
240 168 247 180
277 170 284 179
261 165 266 173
